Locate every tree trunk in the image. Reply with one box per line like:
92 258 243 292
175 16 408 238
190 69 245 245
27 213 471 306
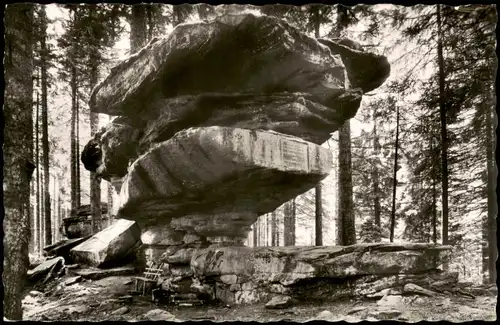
130 5 148 52
372 109 381 234
89 52 102 233
310 5 324 247
335 4 356 246
107 183 114 219
36 91 42 252
337 121 356 245
271 211 277 246
485 87 497 284
3 3 34 319
76 95 81 208
284 200 296 246
40 7 51 246
253 222 258 247
431 132 438 244
291 198 296 245
266 214 270 246
70 65 77 213
390 105 400 242
436 4 449 248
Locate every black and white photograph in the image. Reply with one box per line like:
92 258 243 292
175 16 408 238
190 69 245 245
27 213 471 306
2 2 497 321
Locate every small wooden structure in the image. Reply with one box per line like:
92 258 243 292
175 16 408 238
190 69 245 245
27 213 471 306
133 263 164 299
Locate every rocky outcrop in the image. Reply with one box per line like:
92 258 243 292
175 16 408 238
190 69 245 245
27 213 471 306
190 243 453 304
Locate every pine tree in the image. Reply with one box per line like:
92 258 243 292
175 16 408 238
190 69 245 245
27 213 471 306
389 104 400 242
3 3 35 319
335 4 357 246
38 6 52 245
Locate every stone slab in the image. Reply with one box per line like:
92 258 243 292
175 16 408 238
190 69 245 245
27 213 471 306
70 219 141 267
43 237 90 259
27 256 65 280
71 266 137 280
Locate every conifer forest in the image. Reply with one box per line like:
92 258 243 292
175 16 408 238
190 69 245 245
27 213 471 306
3 3 497 321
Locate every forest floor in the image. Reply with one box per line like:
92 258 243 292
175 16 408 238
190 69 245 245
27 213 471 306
22 274 497 322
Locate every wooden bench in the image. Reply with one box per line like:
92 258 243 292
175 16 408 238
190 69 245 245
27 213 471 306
133 263 164 299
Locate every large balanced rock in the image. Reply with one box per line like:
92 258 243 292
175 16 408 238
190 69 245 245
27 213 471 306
82 13 389 181
117 126 332 230
70 219 141 267
80 13 391 256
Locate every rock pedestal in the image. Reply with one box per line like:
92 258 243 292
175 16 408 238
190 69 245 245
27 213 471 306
80 13 393 304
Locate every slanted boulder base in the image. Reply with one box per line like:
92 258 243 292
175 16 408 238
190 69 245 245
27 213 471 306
70 219 141 267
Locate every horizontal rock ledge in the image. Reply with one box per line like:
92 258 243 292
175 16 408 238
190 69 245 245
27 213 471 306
191 244 452 285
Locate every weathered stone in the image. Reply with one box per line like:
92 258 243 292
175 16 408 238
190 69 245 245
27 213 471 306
368 307 402 319
29 290 44 297
182 233 203 244
118 127 332 234
229 284 241 292
348 306 368 315
234 289 269 304
63 276 82 286
265 295 295 309
43 237 89 259
90 14 390 117
71 266 137 280
403 283 437 296
111 306 130 316
70 219 141 267
139 92 363 151
316 310 337 321
141 223 185 246
163 248 196 265
377 295 403 307
190 279 214 297
356 269 458 297
241 281 257 291
191 244 452 284
317 37 391 93
27 257 64 280
366 288 401 299
82 119 142 179
170 265 193 278
118 295 134 304
220 274 238 285
143 309 178 321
